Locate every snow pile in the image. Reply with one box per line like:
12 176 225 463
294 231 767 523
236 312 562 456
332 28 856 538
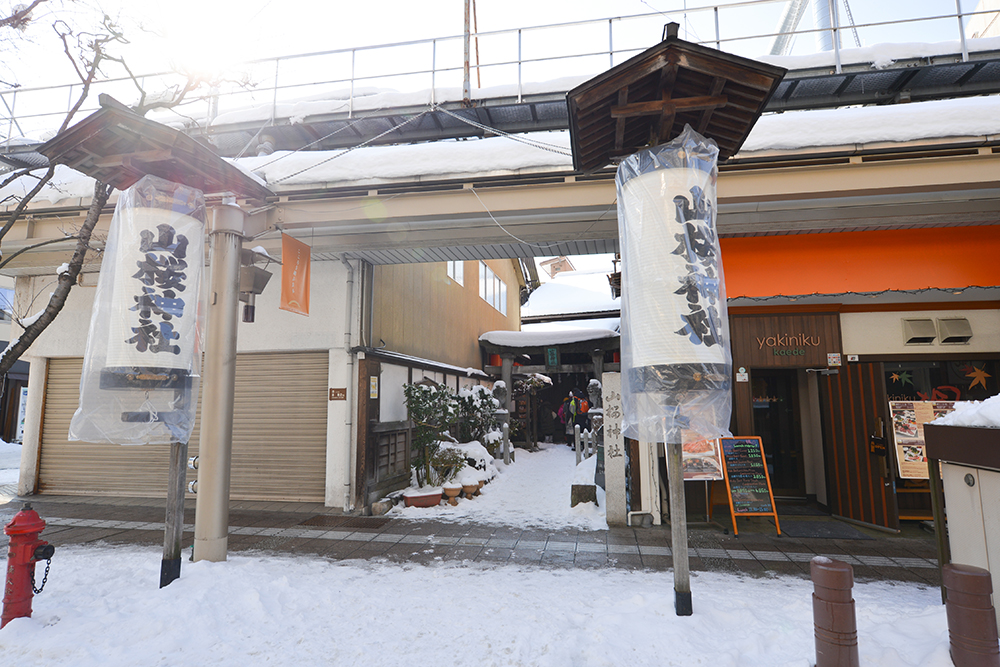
239 130 573 188
572 454 596 485
760 35 1000 72
393 442 606 530
447 440 498 484
0 544 953 667
931 394 1000 428
742 96 1000 153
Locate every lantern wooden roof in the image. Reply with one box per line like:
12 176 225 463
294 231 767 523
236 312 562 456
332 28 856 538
566 23 786 173
38 98 273 201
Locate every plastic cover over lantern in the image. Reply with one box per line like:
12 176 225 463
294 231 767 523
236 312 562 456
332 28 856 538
69 175 205 444
615 125 733 444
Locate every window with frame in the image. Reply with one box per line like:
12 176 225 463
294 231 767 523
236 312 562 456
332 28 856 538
446 260 463 285
479 261 507 315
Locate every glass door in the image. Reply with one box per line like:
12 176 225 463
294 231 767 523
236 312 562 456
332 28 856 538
751 368 805 498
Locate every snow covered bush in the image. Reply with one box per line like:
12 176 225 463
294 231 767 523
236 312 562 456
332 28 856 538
456 384 500 445
403 381 457 487
430 446 466 485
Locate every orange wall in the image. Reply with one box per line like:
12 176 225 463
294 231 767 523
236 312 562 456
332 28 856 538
721 226 1000 298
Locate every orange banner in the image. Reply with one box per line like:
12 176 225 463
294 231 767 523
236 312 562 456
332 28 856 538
280 233 310 316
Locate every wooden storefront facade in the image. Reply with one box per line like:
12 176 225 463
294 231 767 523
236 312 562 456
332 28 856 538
726 307 1000 532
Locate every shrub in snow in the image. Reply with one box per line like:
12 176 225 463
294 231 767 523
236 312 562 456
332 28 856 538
403 381 456 487
430 446 467 485
456 384 500 444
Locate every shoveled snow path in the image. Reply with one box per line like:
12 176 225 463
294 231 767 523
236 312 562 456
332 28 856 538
392 442 607 530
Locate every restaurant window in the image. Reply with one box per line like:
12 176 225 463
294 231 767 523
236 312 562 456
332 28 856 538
884 360 998 403
479 261 507 316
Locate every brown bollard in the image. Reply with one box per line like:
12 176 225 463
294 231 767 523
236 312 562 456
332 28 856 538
811 557 860 667
943 563 1000 667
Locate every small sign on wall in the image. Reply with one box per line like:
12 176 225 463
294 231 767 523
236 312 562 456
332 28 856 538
369 377 379 400
827 353 842 367
329 388 347 401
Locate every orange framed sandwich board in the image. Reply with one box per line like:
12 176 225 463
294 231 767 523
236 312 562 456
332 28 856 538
720 436 780 537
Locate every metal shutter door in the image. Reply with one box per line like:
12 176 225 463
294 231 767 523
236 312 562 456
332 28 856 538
39 352 329 501
39 357 173 496
224 351 328 502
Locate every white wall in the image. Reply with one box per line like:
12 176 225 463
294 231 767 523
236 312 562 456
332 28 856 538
15 257 362 510
842 309 1000 356
380 364 409 423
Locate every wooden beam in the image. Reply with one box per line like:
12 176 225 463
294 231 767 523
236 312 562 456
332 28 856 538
571 53 669 109
92 148 173 169
675 51 778 91
611 95 728 118
651 61 680 145
697 78 727 134
614 87 629 151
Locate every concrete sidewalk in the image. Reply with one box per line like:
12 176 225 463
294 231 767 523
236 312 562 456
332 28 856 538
0 492 942 586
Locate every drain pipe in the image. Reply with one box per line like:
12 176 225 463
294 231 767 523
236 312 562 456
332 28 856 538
340 255 355 512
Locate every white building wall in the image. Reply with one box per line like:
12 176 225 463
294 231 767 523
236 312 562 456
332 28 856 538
841 309 1000 356
14 257 362 509
380 364 409 423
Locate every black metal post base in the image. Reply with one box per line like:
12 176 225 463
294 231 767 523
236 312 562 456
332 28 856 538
675 589 692 616
160 557 181 588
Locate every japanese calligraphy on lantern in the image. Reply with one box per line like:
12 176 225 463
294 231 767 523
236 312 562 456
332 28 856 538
103 184 203 376
619 168 726 367
70 175 206 445
615 126 733 445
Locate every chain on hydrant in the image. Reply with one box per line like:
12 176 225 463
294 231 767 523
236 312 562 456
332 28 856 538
2 503 55 628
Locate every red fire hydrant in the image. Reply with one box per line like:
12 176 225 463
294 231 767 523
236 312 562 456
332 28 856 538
2 503 55 628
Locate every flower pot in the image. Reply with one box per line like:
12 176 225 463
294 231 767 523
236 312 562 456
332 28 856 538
442 485 462 506
403 490 443 508
462 484 479 499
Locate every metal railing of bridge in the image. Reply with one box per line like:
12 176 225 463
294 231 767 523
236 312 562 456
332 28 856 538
0 0 994 148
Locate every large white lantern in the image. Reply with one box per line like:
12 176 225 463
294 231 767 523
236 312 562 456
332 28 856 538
69 175 205 444
615 125 732 445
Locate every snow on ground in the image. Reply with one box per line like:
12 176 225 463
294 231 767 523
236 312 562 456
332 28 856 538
0 545 951 667
0 439 20 486
392 442 607 531
0 434 956 665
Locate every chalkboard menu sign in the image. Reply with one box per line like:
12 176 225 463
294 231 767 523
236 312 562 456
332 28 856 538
720 437 780 536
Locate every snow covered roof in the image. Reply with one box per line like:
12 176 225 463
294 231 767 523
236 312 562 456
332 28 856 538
479 328 618 348
4 90 1000 208
522 269 620 318
357 347 489 379
740 96 1000 155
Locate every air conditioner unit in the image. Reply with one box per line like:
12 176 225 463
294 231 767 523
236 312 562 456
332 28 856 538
938 318 973 344
902 318 936 345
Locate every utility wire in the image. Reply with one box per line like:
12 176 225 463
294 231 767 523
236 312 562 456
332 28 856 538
250 103 386 170
269 109 431 184
432 105 573 157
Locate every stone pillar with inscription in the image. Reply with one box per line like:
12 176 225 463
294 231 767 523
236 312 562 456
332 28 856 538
602 373 628 525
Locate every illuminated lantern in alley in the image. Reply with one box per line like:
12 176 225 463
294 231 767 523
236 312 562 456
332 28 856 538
69 175 205 445
615 125 732 444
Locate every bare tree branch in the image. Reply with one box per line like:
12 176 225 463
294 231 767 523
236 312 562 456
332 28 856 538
0 233 81 271
0 0 50 32
0 179 110 377
0 164 54 240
